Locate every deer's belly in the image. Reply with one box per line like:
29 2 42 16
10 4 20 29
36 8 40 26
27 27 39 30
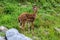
27 18 35 22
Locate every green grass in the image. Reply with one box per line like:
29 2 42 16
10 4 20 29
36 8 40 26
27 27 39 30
0 0 60 40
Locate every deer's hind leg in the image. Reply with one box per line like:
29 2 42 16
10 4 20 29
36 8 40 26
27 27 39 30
19 20 22 29
19 20 25 32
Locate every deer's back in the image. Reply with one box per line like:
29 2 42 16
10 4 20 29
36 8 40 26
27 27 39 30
18 12 36 22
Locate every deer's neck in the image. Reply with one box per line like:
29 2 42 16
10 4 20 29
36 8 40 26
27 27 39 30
33 10 37 14
33 10 37 17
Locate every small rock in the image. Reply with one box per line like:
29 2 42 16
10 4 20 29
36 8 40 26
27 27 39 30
55 27 60 33
0 26 8 33
0 36 5 40
6 28 32 40
32 36 41 40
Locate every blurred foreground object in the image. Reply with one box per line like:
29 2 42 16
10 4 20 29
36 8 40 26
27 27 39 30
0 36 5 40
6 28 32 40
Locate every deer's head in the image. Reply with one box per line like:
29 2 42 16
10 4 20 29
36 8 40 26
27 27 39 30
33 5 38 13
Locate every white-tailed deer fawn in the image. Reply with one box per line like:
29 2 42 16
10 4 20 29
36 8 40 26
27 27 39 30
18 5 38 33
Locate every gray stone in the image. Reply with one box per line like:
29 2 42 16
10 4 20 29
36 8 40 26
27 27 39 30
0 36 5 40
0 26 8 33
6 28 32 40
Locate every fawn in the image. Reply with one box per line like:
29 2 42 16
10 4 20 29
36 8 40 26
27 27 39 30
18 5 38 33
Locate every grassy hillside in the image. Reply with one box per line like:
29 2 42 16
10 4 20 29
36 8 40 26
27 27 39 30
0 0 60 40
